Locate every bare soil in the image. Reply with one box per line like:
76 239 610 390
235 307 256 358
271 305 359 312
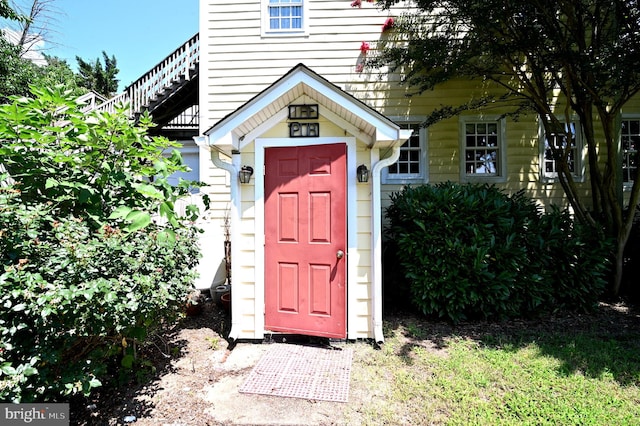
70 296 640 426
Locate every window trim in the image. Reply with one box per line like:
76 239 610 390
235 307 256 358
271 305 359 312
538 116 585 183
261 0 309 37
382 122 428 184
459 116 507 183
621 114 640 191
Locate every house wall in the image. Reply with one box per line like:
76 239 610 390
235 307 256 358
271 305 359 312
199 0 640 303
200 0 635 218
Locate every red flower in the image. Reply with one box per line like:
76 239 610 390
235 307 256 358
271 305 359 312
351 0 362 7
360 41 370 54
382 17 394 32
356 63 365 73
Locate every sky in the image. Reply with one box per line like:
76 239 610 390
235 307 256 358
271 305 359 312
10 0 199 91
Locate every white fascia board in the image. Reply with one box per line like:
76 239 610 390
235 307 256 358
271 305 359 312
399 128 414 141
375 128 414 148
209 131 238 154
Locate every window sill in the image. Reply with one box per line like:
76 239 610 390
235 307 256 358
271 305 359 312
382 176 426 185
461 175 506 184
261 31 309 38
541 175 585 184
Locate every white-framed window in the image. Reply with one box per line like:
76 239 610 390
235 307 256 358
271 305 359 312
262 0 308 37
382 123 428 184
539 119 583 182
459 116 506 183
621 117 639 189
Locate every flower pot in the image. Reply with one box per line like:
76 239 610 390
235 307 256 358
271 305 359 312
221 292 231 312
213 284 230 305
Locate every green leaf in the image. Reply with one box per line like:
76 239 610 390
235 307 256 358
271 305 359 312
89 378 102 389
159 201 174 218
121 354 134 369
157 229 176 245
125 210 151 232
130 326 147 340
1 363 16 376
22 365 38 376
45 177 59 189
109 205 132 220
135 183 164 200
12 303 26 312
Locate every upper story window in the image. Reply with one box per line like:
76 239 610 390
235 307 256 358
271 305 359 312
262 0 307 36
459 116 506 183
621 118 639 188
540 119 583 182
383 123 428 184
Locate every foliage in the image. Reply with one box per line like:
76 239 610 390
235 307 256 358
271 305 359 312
33 55 85 95
385 182 610 322
0 35 84 102
0 34 38 102
76 51 120 97
373 0 640 295
0 86 208 402
0 0 24 21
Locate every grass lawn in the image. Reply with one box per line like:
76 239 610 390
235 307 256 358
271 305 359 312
348 303 640 425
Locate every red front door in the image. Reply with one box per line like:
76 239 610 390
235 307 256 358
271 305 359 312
264 143 347 338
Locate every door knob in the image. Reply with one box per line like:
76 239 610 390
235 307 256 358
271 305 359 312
336 250 344 259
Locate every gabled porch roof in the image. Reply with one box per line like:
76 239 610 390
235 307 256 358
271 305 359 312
204 63 408 154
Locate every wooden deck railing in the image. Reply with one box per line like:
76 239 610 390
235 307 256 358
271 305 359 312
95 33 199 116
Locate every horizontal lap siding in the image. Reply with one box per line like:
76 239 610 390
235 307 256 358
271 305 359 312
201 0 411 132
204 1 640 214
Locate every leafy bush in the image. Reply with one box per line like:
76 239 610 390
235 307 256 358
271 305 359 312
622 206 640 301
385 182 609 322
0 86 207 402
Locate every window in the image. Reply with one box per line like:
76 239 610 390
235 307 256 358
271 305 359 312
262 0 306 36
383 124 428 184
621 118 639 187
540 120 583 181
460 117 506 182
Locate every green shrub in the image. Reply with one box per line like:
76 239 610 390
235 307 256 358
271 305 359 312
0 86 207 402
385 182 609 322
536 207 610 310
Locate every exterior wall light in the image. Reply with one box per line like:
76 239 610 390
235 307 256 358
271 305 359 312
357 164 369 183
239 166 254 184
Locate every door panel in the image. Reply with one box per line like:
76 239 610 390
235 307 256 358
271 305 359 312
264 143 347 338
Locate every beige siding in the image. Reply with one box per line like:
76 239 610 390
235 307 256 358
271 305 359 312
203 1 640 216
201 0 412 132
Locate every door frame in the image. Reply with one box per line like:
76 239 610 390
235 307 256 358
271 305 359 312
254 136 358 339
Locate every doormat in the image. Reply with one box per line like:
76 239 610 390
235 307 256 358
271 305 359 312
238 343 353 402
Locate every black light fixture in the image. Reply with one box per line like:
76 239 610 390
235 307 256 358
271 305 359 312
357 164 369 183
239 166 254 184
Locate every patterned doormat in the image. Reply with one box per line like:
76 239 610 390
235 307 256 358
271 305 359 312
238 343 353 402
